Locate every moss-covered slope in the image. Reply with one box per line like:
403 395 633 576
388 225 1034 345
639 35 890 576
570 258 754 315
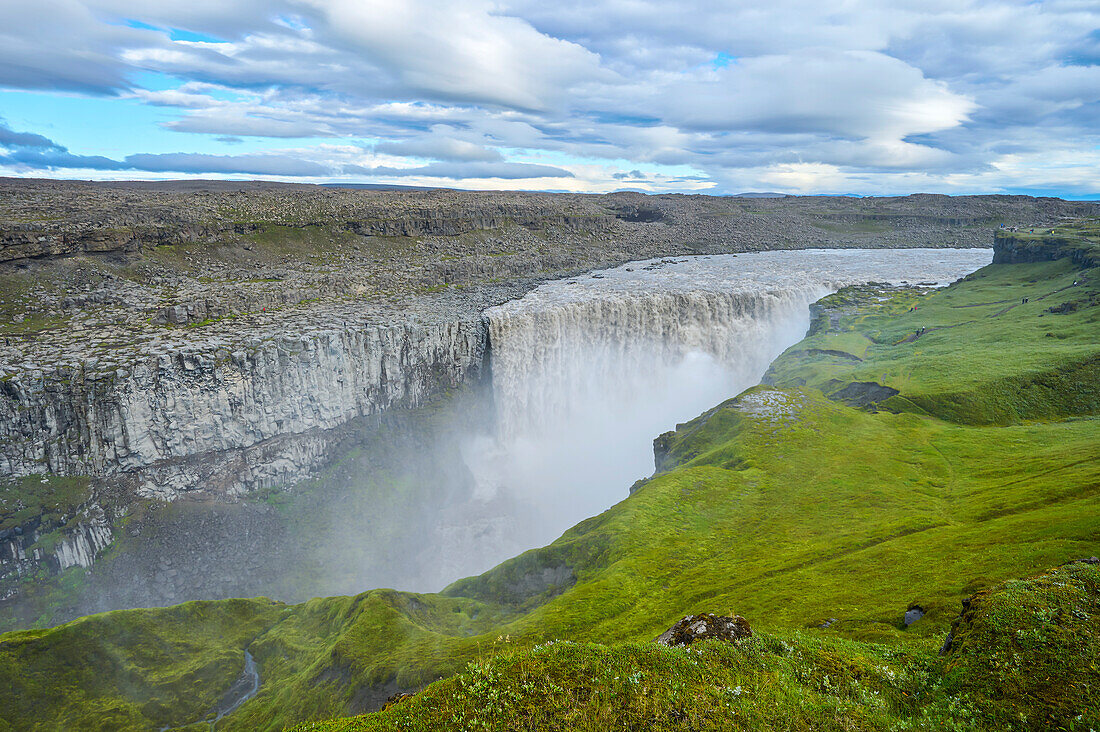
0 599 284 731
0 230 1097 731
762 257 1099 425
291 561 1100 732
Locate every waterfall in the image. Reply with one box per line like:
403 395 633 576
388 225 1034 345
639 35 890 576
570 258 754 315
487 287 827 438
467 248 992 547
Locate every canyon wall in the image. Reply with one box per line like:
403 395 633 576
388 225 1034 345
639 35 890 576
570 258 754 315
0 320 487 497
993 228 1100 268
0 246 992 612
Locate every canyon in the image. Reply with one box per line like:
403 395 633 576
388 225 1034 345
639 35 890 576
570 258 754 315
0 222 1095 731
0 180 1096 627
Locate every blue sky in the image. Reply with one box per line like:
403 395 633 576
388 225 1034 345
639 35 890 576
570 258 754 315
1 0 1098 196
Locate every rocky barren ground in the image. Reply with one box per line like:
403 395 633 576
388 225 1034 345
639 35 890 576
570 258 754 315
0 178 1097 626
3 179 1093 395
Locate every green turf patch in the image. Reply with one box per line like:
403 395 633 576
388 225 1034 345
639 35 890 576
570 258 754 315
765 259 1100 424
288 563 1100 731
0 474 93 534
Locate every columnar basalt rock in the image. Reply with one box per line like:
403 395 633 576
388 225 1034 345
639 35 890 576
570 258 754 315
0 501 112 597
0 320 488 497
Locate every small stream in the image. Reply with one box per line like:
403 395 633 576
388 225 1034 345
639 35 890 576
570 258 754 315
161 649 260 731
211 650 260 723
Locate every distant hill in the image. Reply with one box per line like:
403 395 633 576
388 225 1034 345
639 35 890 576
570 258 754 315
321 182 468 192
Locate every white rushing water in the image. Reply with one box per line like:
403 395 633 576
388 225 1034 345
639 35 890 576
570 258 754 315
464 248 992 549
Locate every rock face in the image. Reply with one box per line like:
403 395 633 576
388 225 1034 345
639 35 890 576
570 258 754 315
1 502 112 598
656 613 753 646
0 320 487 497
993 229 1100 268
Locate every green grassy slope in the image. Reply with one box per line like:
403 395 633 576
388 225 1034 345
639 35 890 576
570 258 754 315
0 229 1097 731
762 257 1099 425
294 561 1100 732
0 599 285 731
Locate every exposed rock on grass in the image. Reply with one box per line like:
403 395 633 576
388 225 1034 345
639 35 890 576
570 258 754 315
830 381 900 408
655 613 753 647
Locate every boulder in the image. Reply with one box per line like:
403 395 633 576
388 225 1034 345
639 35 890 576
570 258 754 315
381 692 415 712
655 613 752 647
903 604 925 627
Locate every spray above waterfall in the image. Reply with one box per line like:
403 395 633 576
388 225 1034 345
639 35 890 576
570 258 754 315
466 248 993 549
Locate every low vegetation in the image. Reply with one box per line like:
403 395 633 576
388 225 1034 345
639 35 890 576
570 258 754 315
0 599 285 730
0 474 93 535
295 561 1100 731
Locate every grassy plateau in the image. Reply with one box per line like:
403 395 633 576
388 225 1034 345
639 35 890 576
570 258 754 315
0 224 1097 731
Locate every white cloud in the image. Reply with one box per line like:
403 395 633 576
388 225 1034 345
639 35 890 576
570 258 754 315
348 160 573 179
123 151 329 175
658 49 975 141
0 0 151 93
375 130 504 162
755 162 851 195
297 0 608 110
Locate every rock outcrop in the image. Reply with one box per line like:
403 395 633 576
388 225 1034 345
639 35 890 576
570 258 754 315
1 502 112 598
656 613 753 646
993 228 1100 268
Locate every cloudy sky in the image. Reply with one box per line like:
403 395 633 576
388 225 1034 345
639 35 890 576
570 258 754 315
1 0 1098 196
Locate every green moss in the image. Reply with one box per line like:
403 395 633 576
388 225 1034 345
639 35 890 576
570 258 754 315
295 563 1100 732
0 474 93 534
420 283 448 294
0 599 286 730
292 635 929 732
766 259 1100 424
811 219 892 235
934 561 1100 730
